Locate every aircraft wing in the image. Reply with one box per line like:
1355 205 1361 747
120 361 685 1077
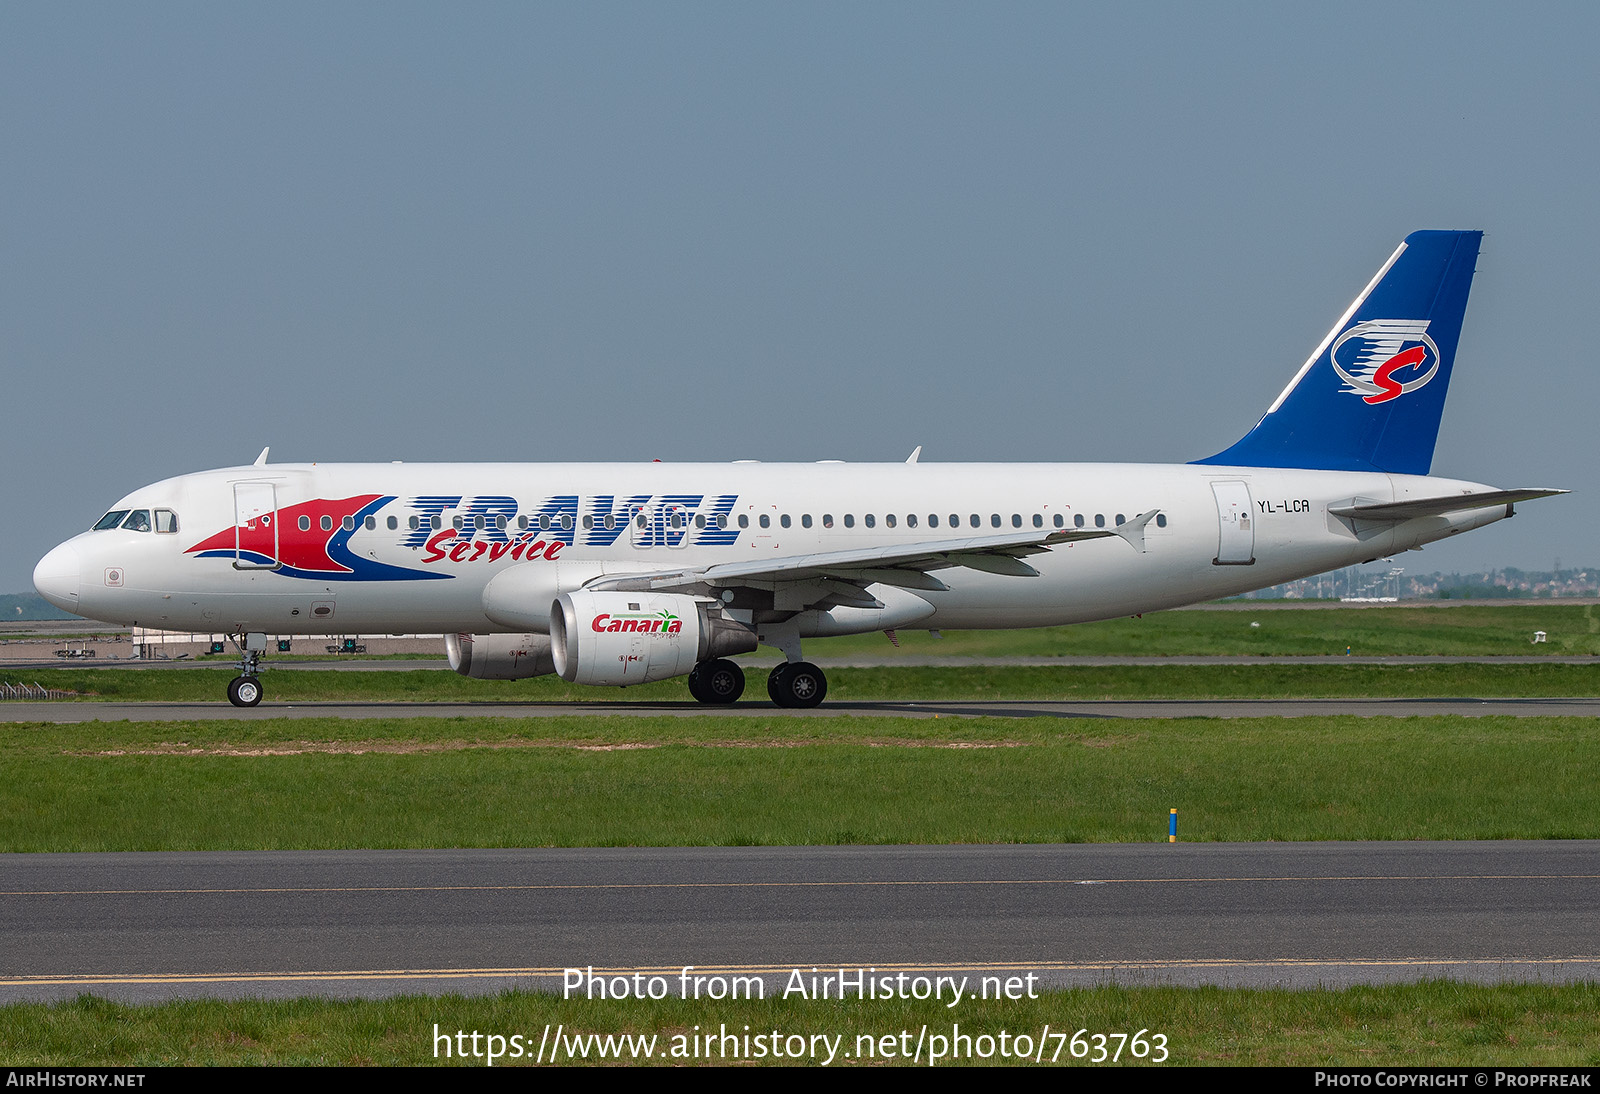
1328 488 1567 522
584 511 1160 605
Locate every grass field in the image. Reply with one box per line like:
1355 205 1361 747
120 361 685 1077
801 602 1600 658
4 983 1598 1066
4 714 1597 849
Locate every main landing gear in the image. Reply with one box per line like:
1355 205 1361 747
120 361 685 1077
683 657 829 707
767 661 827 709
687 658 745 704
226 632 267 708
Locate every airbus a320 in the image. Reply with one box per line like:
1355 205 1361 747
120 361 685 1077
34 230 1562 707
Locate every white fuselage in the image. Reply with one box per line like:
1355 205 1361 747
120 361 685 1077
35 461 1506 636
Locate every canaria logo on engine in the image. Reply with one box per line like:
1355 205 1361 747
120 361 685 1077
1329 319 1441 405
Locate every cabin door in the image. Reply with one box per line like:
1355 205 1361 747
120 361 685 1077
232 481 279 569
1211 480 1255 565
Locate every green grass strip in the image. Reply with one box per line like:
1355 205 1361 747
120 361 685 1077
4 983 1599 1066
4 715 1598 849
808 603 1600 657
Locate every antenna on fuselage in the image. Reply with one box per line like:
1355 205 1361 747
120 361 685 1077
905 446 922 464
253 446 270 467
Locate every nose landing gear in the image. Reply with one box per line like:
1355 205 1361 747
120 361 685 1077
227 674 263 707
226 632 268 707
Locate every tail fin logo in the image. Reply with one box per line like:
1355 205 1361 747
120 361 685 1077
1330 319 1441 405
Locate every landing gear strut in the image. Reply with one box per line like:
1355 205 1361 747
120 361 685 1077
768 661 827 708
687 658 745 704
227 632 267 707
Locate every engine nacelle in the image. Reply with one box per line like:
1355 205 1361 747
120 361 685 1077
550 591 758 686
445 632 556 680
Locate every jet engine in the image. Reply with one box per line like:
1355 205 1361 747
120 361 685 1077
445 632 557 680
550 591 757 686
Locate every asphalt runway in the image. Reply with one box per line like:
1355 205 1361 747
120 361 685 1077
6 696 1600 722
2 842 1596 1002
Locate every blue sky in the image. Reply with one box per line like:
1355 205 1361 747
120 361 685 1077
5 3 1596 591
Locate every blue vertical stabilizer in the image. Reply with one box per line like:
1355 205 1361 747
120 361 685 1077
1194 230 1482 475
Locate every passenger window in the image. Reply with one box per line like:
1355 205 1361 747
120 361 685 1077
122 510 152 532
94 510 130 531
408 516 419 530
321 515 334 531
360 516 372 531
473 515 484 531
886 514 897 528
780 514 791 529
154 510 179 534
970 514 980 528
1053 514 1063 528
760 515 770 529
1156 514 1168 528
1012 514 1022 528
496 515 507 530
801 514 812 529
864 514 876 528
539 515 551 530
388 516 399 530
717 515 728 529
990 514 1001 528
299 515 312 531
433 515 443 530
844 514 855 528
738 515 748 528
929 515 939 528
822 514 834 528
1032 514 1043 528
516 516 527 530
1095 514 1105 528
344 516 356 531
1116 514 1125 526
907 514 917 528
452 516 463 531
583 515 594 530
605 515 616 530
1075 514 1085 528
637 514 647 528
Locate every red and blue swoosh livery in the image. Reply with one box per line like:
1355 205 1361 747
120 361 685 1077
186 495 449 581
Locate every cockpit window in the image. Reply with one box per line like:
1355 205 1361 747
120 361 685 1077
154 509 179 534
93 510 130 531
121 509 152 532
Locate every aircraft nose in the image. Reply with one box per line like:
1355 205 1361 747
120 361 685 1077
33 541 82 614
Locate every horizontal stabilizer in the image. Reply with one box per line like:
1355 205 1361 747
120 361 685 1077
1329 488 1567 522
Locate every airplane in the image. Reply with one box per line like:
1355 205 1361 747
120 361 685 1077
33 230 1563 707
